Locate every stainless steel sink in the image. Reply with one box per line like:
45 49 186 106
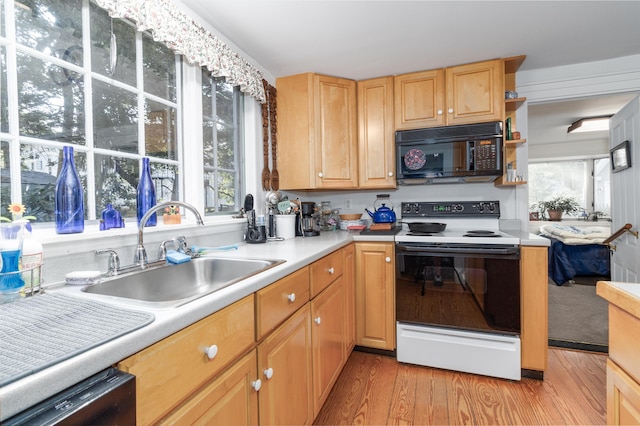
81 257 285 308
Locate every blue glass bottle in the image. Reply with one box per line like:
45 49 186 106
55 146 84 234
137 157 156 227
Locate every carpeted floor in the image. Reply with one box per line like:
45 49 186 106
548 276 609 351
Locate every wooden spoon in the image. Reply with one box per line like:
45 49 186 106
269 85 279 190
261 80 270 191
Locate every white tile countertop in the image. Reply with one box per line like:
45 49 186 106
0 227 542 419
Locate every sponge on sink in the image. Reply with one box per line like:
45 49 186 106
166 250 191 264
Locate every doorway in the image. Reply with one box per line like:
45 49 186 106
526 93 636 351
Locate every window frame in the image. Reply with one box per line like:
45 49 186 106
0 0 247 229
528 156 611 219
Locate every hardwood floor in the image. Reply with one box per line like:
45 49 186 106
314 348 606 425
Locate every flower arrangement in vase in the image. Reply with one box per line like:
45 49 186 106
163 205 181 225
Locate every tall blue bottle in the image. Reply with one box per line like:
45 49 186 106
55 146 84 234
137 157 157 227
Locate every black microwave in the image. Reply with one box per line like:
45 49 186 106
395 121 503 184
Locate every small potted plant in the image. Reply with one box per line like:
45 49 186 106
538 196 581 221
162 205 181 225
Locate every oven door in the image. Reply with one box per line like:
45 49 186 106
395 242 521 334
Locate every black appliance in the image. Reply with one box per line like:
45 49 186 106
300 201 319 237
395 200 522 380
244 194 266 243
4 368 135 425
395 121 503 184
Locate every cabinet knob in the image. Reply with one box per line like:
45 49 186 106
314 317 322 325
448 108 454 114
328 267 334 274
204 344 218 360
437 109 443 115
388 172 394 177
318 172 323 178
264 367 274 380
252 379 262 391
385 257 391 263
287 293 296 303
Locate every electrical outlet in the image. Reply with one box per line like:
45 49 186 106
345 199 352 209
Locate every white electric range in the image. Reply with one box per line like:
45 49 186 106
394 200 522 381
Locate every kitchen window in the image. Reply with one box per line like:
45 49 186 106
0 0 245 223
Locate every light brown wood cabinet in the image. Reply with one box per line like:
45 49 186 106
277 73 358 190
256 266 310 340
607 358 640 425
355 242 395 350
343 244 356 353
519 245 548 373
597 282 640 424
117 295 256 425
160 350 259 425
311 276 346 416
357 76 396 188
257 304 314 425
394 59 503 130
394 68 445 129
115 246 355 425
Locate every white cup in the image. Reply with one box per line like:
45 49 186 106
507 169 517 182
275 215 296 239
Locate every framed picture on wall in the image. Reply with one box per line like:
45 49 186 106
611 140 631 173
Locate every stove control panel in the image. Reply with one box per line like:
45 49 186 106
401 201 501 218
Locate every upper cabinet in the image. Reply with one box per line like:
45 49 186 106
277 73 358 190
394 68 445 129
357 76 396 189
394 59 504 130
277 56 525 190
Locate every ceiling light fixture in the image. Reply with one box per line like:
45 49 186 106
567 116 612 134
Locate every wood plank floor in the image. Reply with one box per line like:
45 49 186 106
314 348 606 425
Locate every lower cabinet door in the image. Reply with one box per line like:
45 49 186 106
355 242 395 350
607 358 640 425
311 277 346 417
161 350 259 426
258 304 313 425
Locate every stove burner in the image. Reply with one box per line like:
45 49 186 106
464 230 501 238
406 232 437 237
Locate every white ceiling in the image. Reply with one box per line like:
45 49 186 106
177 0 640 147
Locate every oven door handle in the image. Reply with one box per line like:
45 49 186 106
396 244 520 257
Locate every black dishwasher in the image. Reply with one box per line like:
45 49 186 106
4 367 135 425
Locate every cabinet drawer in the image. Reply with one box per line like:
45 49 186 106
610 304 640 384
310 249 344 297
256 266 310 340
118 295 255 426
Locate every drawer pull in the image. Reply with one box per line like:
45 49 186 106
252 379 262 391
385 257 391 263
314 317 321 325
264 367 274 380
328 267 335 274
204 344 218 360
287 293 296 303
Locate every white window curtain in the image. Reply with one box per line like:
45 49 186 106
94 0 266 103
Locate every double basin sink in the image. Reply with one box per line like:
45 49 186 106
82 257 285 309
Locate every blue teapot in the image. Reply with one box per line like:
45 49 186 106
365 196 396 223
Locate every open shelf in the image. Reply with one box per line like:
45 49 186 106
505 97 526 112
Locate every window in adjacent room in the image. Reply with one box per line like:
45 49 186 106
528 158 611 219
